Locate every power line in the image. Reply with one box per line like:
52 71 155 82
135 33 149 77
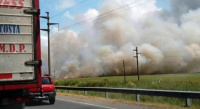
61 0 143 29
41 1 58 14
41 0 88 24
61 0 153 29
51 0 88 19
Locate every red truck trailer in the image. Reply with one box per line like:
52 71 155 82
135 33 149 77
0 0 42 108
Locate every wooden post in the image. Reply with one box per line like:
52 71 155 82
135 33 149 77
134 47 140 81
123 60 126 83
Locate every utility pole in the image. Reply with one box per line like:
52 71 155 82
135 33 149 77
123 60 126 83
134 47 141 81
40 12 59 76
54 69 55 80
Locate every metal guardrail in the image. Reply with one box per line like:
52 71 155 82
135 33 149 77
55 86 200 106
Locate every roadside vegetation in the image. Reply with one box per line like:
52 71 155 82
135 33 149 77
55 73 200 108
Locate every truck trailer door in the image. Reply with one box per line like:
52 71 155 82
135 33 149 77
0 0 38 81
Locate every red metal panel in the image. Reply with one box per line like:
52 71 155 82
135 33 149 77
0 74 12 79
34 0 42 88
4 83 38 90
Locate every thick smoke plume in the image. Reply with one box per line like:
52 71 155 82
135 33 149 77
41 0 200 78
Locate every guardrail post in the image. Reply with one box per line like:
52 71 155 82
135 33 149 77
136 94 140 102
185 98 191 107
105 92 109 98
68 90 71 93
84 91 87 95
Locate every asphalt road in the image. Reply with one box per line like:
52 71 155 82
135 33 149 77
25 95 150 109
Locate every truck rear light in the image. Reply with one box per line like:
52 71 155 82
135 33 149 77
0 74 12 79
9 97 29 104
9 98 21 103
16 98 22 101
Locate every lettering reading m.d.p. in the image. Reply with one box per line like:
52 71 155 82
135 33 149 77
0 44 26 53
0 25 20 34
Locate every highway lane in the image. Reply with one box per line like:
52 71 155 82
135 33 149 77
25 99 114 109
25 95 149 109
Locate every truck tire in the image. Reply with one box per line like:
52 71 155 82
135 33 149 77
1 103 25 109
49 98 55 104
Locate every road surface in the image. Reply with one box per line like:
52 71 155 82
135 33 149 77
25 94 152 109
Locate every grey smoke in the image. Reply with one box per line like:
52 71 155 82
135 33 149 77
162 0 200 23
170 0 200 15
41 0 200 78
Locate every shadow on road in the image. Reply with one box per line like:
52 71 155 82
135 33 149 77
25 101 50 107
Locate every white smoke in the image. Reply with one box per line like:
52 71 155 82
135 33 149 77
41 0 200 78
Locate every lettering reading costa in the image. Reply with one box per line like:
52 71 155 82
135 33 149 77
0 0 24 9
0 44 26 53
0 25 20 34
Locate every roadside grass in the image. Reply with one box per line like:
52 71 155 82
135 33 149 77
55 73 200 108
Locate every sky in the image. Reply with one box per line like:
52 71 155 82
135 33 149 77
39 0 169 48
40 0 104 33
38 0 200 78
39 0 168 34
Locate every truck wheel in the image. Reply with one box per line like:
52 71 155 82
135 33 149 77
49 98 55 104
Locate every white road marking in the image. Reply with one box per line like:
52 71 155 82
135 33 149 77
56 98 117 109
